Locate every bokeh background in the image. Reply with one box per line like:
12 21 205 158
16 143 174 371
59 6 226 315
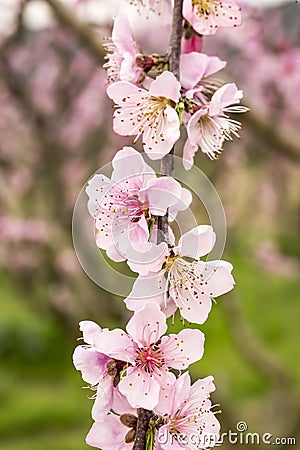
0 0 299 449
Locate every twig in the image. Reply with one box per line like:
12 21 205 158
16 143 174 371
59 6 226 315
133 1 184 448
157 0 183 245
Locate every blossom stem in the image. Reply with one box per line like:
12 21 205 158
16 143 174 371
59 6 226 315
133 2 184 449
157 0 183 245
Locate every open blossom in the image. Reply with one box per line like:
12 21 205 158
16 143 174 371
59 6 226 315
73 321 127 420
183 0 242 36
86 147 191 261
107 71 181 159
183 83 248 168
85 372 219 450
125 225 235 324
103 15 142 84
86 385 138 449
93 304 205 410
155 372 220 449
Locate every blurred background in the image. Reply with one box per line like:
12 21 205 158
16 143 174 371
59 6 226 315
0 0 299 449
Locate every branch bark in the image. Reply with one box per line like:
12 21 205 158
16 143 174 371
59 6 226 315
133 2 184 449
157 0 183 245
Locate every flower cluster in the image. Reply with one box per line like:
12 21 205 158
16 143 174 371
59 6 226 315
104 8 247 168
73 1 246 449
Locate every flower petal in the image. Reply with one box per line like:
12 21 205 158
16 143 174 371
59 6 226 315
126 303 167 347
176 225 216 259
111 146 155 182
139 177 183 216
126 241 168 276
91 375 114 420
79 320 102 345
72 346 108 385
124 272 167 312
194 260 235 297
149 71 181 103
119 366 161 409
161 328 205 370
94 329 134 363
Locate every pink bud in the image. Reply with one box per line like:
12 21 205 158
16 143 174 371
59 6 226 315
181 33 203 54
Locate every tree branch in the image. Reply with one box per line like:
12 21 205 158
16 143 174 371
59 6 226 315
133 2 184 449
157 0 183 245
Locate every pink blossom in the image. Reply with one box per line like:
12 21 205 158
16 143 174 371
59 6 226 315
125 225 235 324
86 147 191 261
181 32 203 54
103 15 143 84
107 72 181 159
183 83 248 168
183 0 242 36
155 372 220 449
94 304 205 410
86 390 137 449
73 321 126 419
86 414 133 450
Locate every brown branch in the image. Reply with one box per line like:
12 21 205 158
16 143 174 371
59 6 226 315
43 0 104 62
157 0 183 245
134 1 184 449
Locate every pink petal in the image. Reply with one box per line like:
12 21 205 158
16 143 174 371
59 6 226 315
91 375 114 420
72 346 108 385
149 71 181 103
169 187 193 218
166 372 191 417
153 371 177 416
111 146 155 182
175 225 216 259
124 272 166 312
180 52 208 89
126 303 167 347
112 389 136 415
186 108 207 146
119 366 161 409
161 328 205 370
94 329 134 363
86 174 112 217
107 80 141 105
182 138 198 170
79 320 102 345
194 260 235 297
112 15 136 56
209 83 243 116
86 415 128 450
190 375 216 397
142 106 180 160
140 177 183 216
170 288 212 324
126 241 168 276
